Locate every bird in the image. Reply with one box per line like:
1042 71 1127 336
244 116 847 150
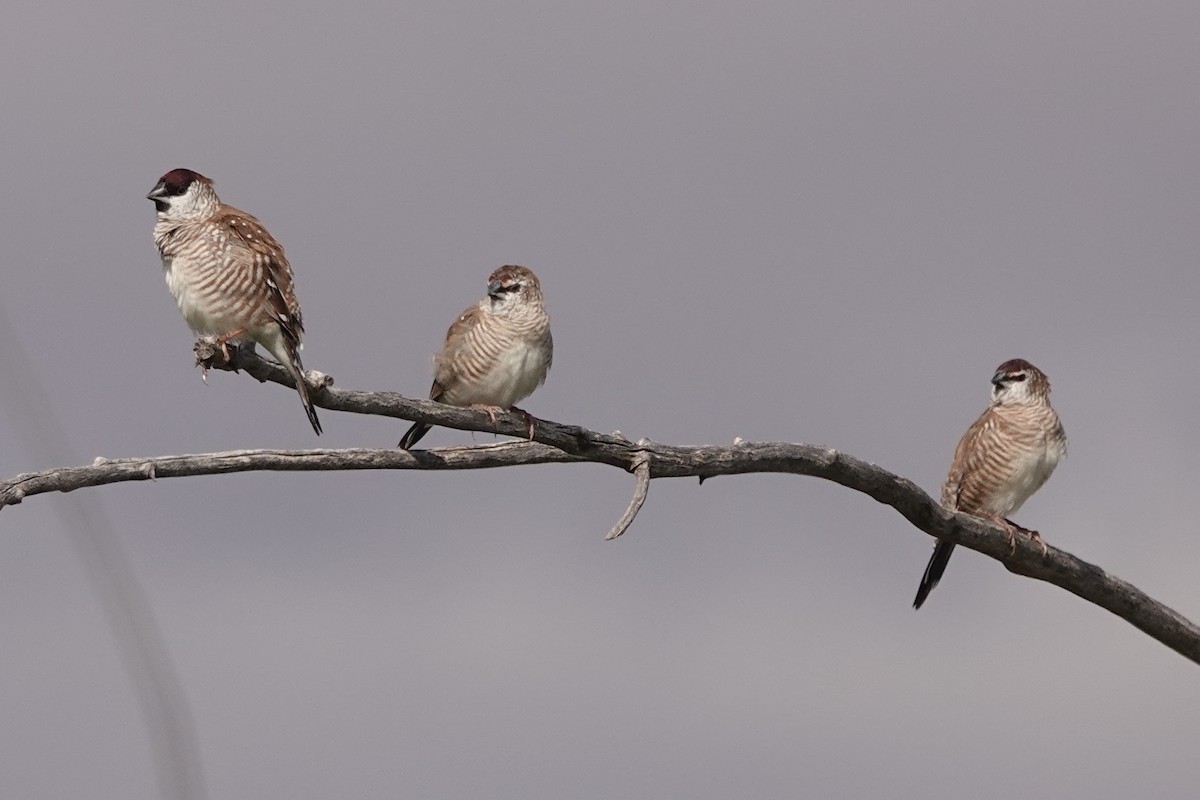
399 264 552 449
147 168 322 435
913 358 1067 609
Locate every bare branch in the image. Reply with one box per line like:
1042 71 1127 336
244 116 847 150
605 449 652 540
0 444 583 508
2 344 1198 668
199 342 610 450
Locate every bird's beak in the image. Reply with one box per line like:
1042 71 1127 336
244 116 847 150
487 280 504 298
991 372 1006 387
146 182 168 200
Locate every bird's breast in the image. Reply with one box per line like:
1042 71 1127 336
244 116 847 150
446 337 550 408
156 225 264 337
984 432 1064 516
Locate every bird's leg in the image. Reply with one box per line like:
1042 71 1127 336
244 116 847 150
214 329 247 362
511 406 537 439
467 404 506 426
1005 517 1048 556
985 512 1048 556
982 512 1020 555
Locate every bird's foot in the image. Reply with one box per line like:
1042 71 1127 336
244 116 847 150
511 406 537 439
983 512 1021 555
468 404 506 426
1005 517 1048 556
214 328 247 362
194 335 255 383
989 513 1047 556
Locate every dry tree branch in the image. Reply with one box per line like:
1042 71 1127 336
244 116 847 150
605 449 652 540
1 343 1197 668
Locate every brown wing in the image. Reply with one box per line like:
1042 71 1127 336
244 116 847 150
941 407 1000 511
430 305 483 401
945 405 1041 514
216 205 305 345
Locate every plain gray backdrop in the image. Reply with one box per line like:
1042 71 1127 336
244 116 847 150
2 1 1198 797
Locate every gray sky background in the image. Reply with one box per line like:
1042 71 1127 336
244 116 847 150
2 1 1199 797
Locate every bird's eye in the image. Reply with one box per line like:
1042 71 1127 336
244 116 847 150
1012 373 1027 382
500 283 522 293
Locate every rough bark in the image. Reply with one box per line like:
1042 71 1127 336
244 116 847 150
1 344 1195 667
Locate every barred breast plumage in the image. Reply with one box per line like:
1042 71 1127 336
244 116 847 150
943 402 1066 517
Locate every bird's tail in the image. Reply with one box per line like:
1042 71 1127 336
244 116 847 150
913 541 955 609
294 371 322 436
256 330 322 435
398 423 430 450
276 340 322 436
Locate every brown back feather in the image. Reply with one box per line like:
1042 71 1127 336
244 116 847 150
215 205 305 345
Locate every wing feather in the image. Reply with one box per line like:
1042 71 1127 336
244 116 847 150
215 205 304 344
431 305 483 401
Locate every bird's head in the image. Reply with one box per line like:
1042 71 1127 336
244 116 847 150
147 168 217 220
990 358 1051 405
486 264 543 311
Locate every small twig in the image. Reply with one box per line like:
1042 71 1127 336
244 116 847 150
605 450 652 540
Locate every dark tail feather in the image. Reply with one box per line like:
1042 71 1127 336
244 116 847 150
297 381 322 435
398 422 430 450
913 541 955 609
285 348 322 436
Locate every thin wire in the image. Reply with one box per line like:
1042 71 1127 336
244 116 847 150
0 305 206 800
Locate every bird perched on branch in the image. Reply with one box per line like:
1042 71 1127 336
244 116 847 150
399 265 552 449
148 168 321 435
913 358 1066 609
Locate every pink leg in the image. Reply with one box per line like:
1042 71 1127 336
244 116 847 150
467 404 506 426
511 406 537 439
215 328 247 362
985 512 1048 556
